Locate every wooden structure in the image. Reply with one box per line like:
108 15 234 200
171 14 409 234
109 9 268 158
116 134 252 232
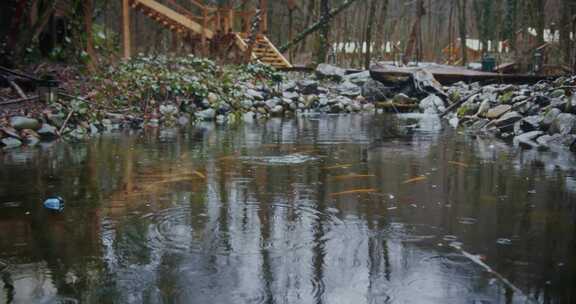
370 63 556 86
121 0 291 69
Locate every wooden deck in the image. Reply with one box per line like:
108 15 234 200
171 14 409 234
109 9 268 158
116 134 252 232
370 63 556 85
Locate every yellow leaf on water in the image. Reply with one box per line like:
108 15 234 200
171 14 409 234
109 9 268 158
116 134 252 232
402 176 427 184
193 170 206 179
330 188 377 197
331 174 375 180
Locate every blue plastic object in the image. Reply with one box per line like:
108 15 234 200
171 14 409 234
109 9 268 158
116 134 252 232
43 196 64 212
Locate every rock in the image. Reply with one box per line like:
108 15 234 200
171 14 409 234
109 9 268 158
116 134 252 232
265 98 280 109
178 115 190 126
105 113 126 123
419 94 446 114
495 111 523 129
196 108 216 121
393 93 414 104
217 103 232 115
282 81 297 92
45 111 66 128
67 127 87 141
315 64 346 81
0 127 21 140
542 108 562 128
473 100 490 117
521 116 543 132
485 105 512 119
343 71 371 85
550 89 565 98
245 88 265 100
270 105 284 116
468 118 490 132
513 131 544 148
282 91 300 100
336 81 361 98
550 98 568 110
10 116 41 130
159 104 179 116
240 99 254 110
37 124 59 139
1 137 22 149
297 80 319 95
207 92 219 103
536 134 561 146
362 79 392 102
362 103 375 111
550 113 576 135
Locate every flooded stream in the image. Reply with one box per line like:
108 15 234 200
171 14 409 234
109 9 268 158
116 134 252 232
1 114 575 303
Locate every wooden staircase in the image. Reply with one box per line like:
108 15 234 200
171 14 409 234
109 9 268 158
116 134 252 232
125 0 291 69
235 34 292 69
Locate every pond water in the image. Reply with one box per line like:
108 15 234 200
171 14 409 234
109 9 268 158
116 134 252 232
1 114 575 304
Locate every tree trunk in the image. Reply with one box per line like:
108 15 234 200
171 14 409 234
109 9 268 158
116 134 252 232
278 0 360 53
316 0 330 63
364 0 378 69
83 0 97 72
456 0 468 66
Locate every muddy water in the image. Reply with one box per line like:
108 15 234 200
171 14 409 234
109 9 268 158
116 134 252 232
1 114 575 304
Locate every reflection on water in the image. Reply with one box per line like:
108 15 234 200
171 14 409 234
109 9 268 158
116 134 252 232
1 114 575 303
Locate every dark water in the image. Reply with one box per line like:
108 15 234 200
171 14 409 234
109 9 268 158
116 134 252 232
1 114 575 304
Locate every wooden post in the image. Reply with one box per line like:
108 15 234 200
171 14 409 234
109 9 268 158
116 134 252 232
122 0 131 59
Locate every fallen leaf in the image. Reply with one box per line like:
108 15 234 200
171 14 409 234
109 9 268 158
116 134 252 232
402 176 427 184
330 188 377 197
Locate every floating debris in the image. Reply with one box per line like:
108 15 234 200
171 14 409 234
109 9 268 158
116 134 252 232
448 161 469 168
496 238 513 246
402 176 427 184
330 188 377 197
458 217 478 225
43 196 64 212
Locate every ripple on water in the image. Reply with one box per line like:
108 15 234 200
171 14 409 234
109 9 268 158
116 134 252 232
240 153 318 165
384 222 441 243
123 202 342 257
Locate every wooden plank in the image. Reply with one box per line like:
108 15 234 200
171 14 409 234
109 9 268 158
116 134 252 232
136 0 214 38
260 35 292 68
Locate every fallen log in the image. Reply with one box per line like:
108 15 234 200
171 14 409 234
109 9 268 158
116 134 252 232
439 90 482 118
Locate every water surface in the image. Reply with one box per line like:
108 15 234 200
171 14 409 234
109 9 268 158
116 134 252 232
1 114 575 303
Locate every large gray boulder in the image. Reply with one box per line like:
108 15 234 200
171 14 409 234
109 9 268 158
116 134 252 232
297 80 319 95
550 113 576 135
343 71 371 85
336 81 361 98
315 64 346 81
362 79 392 102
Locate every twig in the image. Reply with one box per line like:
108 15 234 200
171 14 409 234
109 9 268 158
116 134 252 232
8 80 27 99
0 95 39 106
450 244 538 304
59 110 74 134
